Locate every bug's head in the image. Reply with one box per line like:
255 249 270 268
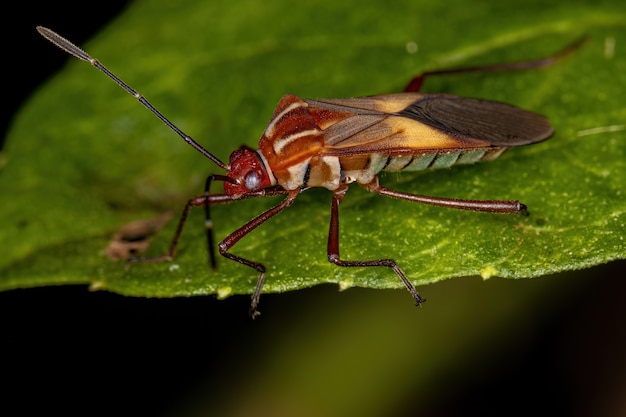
224 146 273 196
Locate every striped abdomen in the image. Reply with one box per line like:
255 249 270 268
335 147 507 186
376 147 507 172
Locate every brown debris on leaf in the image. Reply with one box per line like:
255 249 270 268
104 212 173 261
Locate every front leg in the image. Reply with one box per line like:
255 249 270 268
327 185 425 307
219 189 299 318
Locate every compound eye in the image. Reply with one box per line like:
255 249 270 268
244 171 261 191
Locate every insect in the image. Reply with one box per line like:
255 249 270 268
37 26 582 317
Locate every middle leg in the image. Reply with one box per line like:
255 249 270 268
327 185 425 306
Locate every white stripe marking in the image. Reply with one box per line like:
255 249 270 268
273 128 322 154
264 101 306 138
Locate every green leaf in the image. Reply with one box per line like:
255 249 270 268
2 0 625 301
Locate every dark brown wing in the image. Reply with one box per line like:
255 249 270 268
305 93 553 155
396 94 554 146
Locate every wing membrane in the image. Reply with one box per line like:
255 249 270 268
305 93 553 156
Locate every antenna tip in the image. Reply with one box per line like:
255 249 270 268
36 26 91 62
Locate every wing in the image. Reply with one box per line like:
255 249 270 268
305 93 554 156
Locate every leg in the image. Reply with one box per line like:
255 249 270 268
218 189 300 318
361 177 527 214
200 175 296 268
327 185 425 306
203 174 235 268
128 183 295 267
129 185 298 317
404 36 586 92
127 194 206 265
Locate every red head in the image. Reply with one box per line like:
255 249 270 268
223 146 274 196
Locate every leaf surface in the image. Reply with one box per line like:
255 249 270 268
2 0 625 299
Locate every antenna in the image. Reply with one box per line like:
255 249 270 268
36 26 229 171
